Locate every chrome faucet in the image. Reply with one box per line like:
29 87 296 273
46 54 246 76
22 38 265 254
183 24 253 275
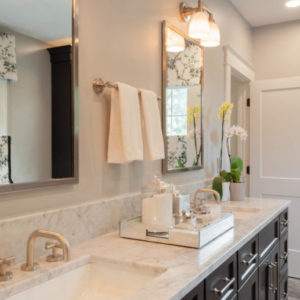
21 230 71 272
192 188 221 215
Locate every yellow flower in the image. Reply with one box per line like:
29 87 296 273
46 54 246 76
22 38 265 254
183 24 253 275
187 104 201 124
218 101 233 120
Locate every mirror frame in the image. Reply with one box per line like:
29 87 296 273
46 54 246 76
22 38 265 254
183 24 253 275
162 21 204 174
0 0 79 193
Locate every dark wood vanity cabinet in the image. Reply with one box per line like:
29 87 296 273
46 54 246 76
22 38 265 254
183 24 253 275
182 282 204 300
181 209 288 300
206 254 237 300
258 244 279 300
238 269 259 300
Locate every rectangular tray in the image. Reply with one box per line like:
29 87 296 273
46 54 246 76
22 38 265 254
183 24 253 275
120 212 234 249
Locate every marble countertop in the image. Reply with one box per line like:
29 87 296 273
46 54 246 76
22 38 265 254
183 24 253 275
0 197 290 300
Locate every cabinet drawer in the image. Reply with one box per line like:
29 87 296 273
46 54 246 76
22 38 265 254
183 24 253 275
238 269 258 300
279 271 288 300
182 281 204 300
258 244 279 300
259 217 279 261
206 254 237 300
279 231 288 272
280 209 288 236
237 235 258 289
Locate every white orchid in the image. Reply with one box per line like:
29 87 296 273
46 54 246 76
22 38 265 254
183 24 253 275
226 125 247 141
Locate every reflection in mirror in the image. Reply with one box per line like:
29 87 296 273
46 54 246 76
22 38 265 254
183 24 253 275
0 0 77 190
162 21 204 173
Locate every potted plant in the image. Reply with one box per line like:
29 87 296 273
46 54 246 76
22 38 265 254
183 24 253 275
212 101 233 202
212 101 248 202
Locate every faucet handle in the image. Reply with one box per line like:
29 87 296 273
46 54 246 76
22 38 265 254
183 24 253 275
45 242 63 262
0 256 16 282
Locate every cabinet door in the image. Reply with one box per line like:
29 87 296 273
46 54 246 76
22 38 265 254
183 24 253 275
279 232 288 273
182 281 204 300
258 244 279 300
279 271 288 300
206 254 237 300
238 235 258 289
279 210 288 236
259 217 279 262
238 269 258 300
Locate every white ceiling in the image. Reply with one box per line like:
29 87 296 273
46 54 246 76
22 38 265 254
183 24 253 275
0 0 72 43
229 0 300 27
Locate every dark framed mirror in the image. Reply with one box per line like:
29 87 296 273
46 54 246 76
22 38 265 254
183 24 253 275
162 21 204 174
0 0 78 192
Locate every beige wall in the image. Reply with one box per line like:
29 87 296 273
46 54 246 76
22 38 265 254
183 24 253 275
5 28 52 183
0 0 253 219
253 20 300 80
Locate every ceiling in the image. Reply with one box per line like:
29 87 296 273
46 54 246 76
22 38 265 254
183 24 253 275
0 0 72 43
229 0 300 27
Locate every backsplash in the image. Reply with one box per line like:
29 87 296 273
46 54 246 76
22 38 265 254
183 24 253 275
0 178 209 263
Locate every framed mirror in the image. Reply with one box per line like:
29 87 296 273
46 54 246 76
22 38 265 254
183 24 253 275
0 0 78 192
162 21 204 173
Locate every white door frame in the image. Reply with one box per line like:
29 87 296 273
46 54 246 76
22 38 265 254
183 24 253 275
223 45 255 102
223 46 255 183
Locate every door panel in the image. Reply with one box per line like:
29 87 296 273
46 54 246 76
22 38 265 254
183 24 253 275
250 77 300 277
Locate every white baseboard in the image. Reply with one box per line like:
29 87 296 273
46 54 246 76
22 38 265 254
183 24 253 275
289 249 300 278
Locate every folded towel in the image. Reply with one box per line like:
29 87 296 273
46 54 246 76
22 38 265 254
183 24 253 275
139 89 165 160
107 82 143 163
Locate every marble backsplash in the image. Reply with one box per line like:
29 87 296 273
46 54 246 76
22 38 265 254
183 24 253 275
0 178 209 263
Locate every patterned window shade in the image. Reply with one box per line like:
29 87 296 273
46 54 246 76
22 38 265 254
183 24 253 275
0 33 17 81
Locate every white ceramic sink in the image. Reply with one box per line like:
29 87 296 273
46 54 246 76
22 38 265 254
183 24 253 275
222 206 261 220
8 257 166 300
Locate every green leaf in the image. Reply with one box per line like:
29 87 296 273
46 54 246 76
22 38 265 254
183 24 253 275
220 170 232 182
230 157 243 183
212 177 223 200
231 157 243 173
175 157 185 168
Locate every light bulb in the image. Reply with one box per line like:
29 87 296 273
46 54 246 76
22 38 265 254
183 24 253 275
166 28 185 52
285 0 300 7
201 21 220 47
188 11 210 39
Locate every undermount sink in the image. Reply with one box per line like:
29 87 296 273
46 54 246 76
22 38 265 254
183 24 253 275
222 205 261 220
8 257 166 300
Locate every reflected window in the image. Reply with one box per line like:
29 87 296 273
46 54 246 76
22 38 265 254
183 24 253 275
166 86 187 136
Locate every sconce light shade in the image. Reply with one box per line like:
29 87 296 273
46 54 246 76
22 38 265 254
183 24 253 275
201 21 220 47
285 0 300 7
188 11 210 39
167 28 185 52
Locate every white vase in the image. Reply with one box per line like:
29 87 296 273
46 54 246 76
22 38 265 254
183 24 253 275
222 182 230 202
230 182 245 201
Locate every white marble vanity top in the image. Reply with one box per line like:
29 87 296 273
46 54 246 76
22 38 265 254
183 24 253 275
0 197 290 300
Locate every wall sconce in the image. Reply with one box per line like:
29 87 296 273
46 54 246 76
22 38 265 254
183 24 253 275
180 0 221 47
285 0 300 7
166 28 185 52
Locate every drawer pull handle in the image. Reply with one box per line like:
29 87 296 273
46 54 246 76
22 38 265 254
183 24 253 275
212 277 235 296
280 251 288 261
268 262 278 294
242 253 258 266
280 219 288 227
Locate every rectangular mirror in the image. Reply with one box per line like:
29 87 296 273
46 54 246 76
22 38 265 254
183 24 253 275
162 21 204 173
0 0 78 192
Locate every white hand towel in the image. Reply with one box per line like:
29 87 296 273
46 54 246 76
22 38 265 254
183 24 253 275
107 82 143 163
139 89 165 160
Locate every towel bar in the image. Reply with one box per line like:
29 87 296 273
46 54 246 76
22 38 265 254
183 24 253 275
93 78 161 101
